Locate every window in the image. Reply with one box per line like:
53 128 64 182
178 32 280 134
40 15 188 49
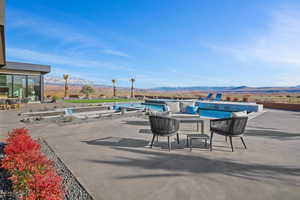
27 75 41 101
13 75 26 99
0 74 42 101
0 74 12 98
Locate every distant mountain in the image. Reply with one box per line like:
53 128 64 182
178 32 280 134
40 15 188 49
44 76 300 93
150 85 300 93
151 86 238 92
150 86 250 92
231 86 248 90
45 75 94 86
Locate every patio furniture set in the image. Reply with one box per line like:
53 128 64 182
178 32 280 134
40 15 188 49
148 115 248 152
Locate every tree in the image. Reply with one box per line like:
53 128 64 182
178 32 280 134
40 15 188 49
63 74 69 98
130 78 135 98
112 79 117 97
80 85 95 99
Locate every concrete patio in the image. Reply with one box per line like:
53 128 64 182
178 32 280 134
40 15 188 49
0 109 300 200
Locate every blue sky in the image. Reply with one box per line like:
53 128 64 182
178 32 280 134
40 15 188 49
5 0 300 88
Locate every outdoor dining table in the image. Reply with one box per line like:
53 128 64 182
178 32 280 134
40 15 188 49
173 117 209 151
174 117 205 134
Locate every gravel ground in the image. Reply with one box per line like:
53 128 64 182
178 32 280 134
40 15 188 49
39 139 94 200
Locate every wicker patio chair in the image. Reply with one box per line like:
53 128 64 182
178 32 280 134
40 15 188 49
149 115 180 151
6 99 21 110
0 99 7 110
210 116 248 152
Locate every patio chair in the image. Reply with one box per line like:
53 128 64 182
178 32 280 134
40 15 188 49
210 116 248 152
214 93 223 101
0 99 7 110
149 115 180 151
200 93 213 100
6 99 21 110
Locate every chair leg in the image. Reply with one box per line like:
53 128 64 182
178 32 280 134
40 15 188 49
225 136 227 142
177 133 180 144
229 136 234 152
150 135 155 148
210 131 214 151
168 136 171 151
156 136 159 143
186 136 189 148
240 137 247 149
190 138 192 151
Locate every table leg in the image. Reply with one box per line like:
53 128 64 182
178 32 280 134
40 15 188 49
201 121 204 134
197 121 199 132
186 136 189 147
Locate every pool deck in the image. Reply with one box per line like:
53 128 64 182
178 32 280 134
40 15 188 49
0 109 300 200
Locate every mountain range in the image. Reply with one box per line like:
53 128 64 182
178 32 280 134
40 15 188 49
45 75 300 93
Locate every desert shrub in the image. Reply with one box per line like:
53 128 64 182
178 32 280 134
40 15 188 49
226 97 231 101
69 94 80 98
52 95 59 102
242 97 248 102
80 85 95 98
1 128 64 200
233 98 239 101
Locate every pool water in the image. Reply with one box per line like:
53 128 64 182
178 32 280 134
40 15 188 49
199 109 232 118
114 103 233 118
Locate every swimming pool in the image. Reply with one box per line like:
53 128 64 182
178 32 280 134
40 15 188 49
113 103 165 112
114 103 233 118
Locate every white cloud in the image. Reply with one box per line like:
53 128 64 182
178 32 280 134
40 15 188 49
210 7 300 67
7 47 132 71
7 8 130 58
102 49 130 58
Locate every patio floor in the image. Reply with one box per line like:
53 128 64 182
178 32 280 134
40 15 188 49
0 109 300 200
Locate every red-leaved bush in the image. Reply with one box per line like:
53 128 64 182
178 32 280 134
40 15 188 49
0 128 64 200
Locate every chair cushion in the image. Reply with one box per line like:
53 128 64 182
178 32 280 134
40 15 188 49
232 111 247 117
180 101 195 112
185 106 199 114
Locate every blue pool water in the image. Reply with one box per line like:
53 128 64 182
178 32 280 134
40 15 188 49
114 103 233 118
199 109 232 118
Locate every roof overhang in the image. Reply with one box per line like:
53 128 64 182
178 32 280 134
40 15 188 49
1 61 51 74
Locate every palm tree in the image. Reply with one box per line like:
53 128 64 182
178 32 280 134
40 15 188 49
112 79 116 97
63 74 69 98
130 78 135 98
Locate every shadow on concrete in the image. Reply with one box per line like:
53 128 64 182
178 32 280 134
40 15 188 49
123 120 149 126
82 136 211 150
246 126 279 131
82 137 149 148
86 147 300 186
138 129 152 134
245 129 300 140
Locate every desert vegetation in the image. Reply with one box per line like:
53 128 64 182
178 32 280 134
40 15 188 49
1 128 64 200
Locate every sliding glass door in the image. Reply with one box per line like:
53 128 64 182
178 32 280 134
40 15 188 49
27 75 41 101
0 74 42 101
13 75 26 99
